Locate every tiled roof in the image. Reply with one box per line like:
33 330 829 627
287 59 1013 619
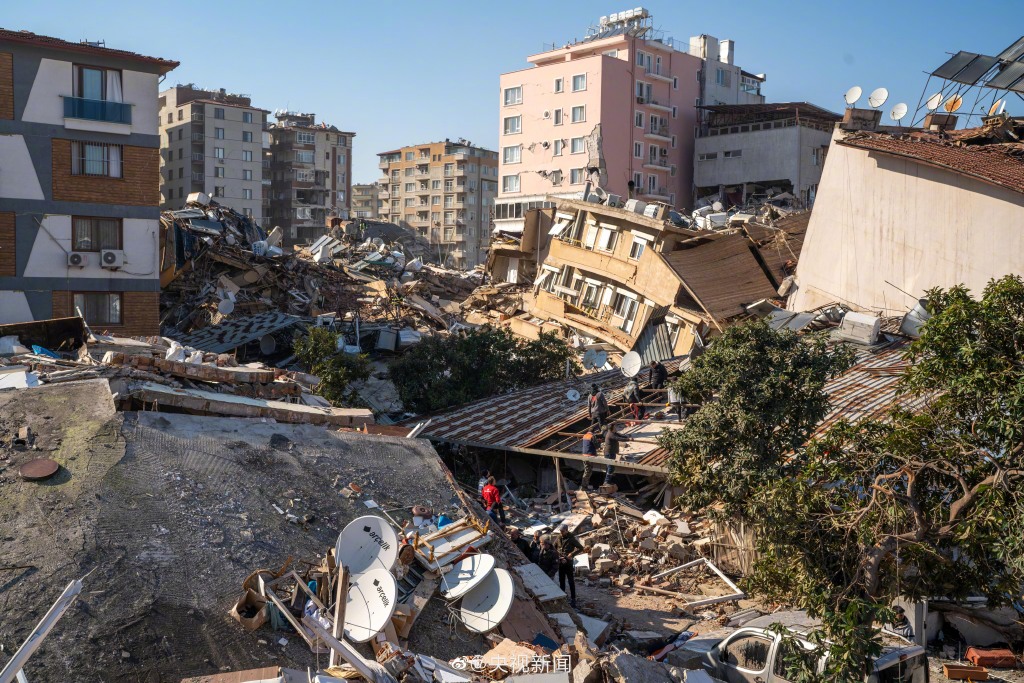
664 233 780 322
0 28 178 71
838 130 1024 196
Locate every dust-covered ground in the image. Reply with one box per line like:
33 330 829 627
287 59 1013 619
0 381 483 682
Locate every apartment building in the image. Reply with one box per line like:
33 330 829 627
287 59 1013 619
158 85 268 220
351 183 380 219
0 29 177 334
495 8 765 232
376 140 498 268
267 111 354 246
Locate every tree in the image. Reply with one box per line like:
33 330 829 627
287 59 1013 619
390 327 579 413
293 327 371 406
662 277 1024 681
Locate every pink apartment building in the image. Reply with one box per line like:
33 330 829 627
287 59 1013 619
495 9 764 232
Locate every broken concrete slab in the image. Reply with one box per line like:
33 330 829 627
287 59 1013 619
605 652 677 683
513 563 567 602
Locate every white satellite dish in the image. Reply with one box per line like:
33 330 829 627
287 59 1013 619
711 201 724 212
460 568 514 633
335 515 399 576
582 348 599 370
217 299 235 315
988 99 1005 116
844 86 862 107
620 351 643 378
593 350 608 368
890 103 908 123
868 87 889 108
944 94 963 113
925 93 943 111
343 567 398 642
566 388 581 402
440 553 497 600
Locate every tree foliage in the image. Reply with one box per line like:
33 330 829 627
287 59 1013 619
293 327 371 406
663 278 1024 681
390 327 579 413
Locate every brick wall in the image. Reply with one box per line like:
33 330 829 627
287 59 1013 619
52 139 160 206
0 211 13 276
0 52 12 120
52 290 159 336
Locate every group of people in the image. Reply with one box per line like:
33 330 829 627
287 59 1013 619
508 524 583 607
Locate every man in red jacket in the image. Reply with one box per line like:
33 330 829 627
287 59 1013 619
481 476 506 525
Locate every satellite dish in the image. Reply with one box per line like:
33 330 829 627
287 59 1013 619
593 350 608 368
343 567 398 642
217 299 235 315
989 99 1004 116
335 515 399 576
460 568 514 633
944 95 963 113
620 351 643 378
259 334 276 355
925 93 942 111
889 103 908 123
440 553 497 600
566 389 581 402
868 87 889 108
844 86 862 106
582 348 599 370
711 201 724 212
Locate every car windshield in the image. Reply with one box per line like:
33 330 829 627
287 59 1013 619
876 654 924 683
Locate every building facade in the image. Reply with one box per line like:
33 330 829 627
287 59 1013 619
0 29 177 334
495 9 765 233
693 103 838 208
267 112 353 246
158 85 268 221
351 183 380 219
376 140 498 268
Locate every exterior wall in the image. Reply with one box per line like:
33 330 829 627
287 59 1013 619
351 183 379 218
0 36 171 332
790 132 1024 314
694 126 801 190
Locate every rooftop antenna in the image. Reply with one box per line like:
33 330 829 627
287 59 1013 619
925 93 943 112
944 94 963 113
342 567 398 642
440 553 497 601
868 87 889 108
459 568 515 633
844 86 863 108
988 99 1006 116
566 388 581 402
890 103 909 126
620 351 643 378
335 515 399 576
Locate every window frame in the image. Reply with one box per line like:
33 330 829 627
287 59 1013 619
72 291 122 325
570 137 585 154
503 115 522 135
502 145 522 164
71 216 122 252
571 73 587 92
628 237 646 261
570 168 586 185
501 174 520 193
71 141 122 178
571 105 586 123
553 139 564 156
553 77 564 94
214 107 225 119
503 85 523 106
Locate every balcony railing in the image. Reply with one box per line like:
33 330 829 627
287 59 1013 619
191 113 204 122
192 153 203 162
63 96 132 124
191 173 205 182
647 125 670 138
192 132 204 142
644 157 669 168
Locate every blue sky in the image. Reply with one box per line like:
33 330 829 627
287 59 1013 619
6 0 1021 183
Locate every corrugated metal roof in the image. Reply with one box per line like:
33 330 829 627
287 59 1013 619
177 312 303 353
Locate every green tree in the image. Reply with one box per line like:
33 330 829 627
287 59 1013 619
663 278 1024 681
293 327 371 406
390 327 579 413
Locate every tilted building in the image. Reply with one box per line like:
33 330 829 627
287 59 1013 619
351 183 380 219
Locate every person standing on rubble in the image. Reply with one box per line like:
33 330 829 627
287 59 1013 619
537 539 559 578
602 422 634 484
509 528 533 557
648 361 668 391
554 524 584 607
481 476 507 525
529 531 544 563
588 384 609 428
580 429 598 489
624 376 646 420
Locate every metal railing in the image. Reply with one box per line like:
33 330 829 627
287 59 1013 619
63 96 132 124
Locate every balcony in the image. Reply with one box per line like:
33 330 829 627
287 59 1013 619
378 159 391 170
645 125 671 141
643 157 670 170
453 166 467 176
637 97 672 113
643 187 671 200
191 112 204 122
63 96 132 124
191 153 204 162
192 132 204 142
379 190 390 200
645 68 673 84
191 173 205 182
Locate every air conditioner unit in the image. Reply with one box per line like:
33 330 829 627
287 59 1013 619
605 193 622 207
67 252 87 268
624 199 647 214
660 148 668 155
836 311 881 345
100 249 125 269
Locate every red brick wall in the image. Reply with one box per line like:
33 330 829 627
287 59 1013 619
0 52 12 120
52 290 159 336
0 211 14 276
51 139 160 206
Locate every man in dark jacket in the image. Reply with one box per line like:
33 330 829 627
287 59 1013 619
537 540 559 577
509 528 533 557
588 384 609 428
554 524 584 606
602 423 633 484
528 530 543 563
648 361 668 390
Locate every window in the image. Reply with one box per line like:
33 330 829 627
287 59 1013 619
73 64 120 103
613 292 637 317
405 151 415 160
71 217 121 251
554 139 564 156
571 105 585 123
715 68 732 87
502 175 520 193
214 147 225 159
635 50 645 66
570 137 584 154
648 175 657 193
297 132 315 145
503 116 521 135
214 166 225 178
432 196 440 205
215 127 225 139
444 179 454 191
242 131 253 142
634 142 643 158
503 86 522 106
177 149 183 160
572 74 586 91
554 77 563 93
243 188 253 200
722 634 771 673
177 129 182 140
673 76 678 89
628 237 646 260
243 169 253 181
672 106 678 118
724 150 742 158
502 145 521 164
550 170 563 185
635 111 644 128
405 168 415 177
73 293 121 325
166 113 172 124
812 148 823 166
214 108 225 119
597 227 618 251
431 180 440 190
772 638 820 682
214 186 225 197
698 152 718 161
570 168 585 184
553 109 563 126
404 182 415 192
243 111 253 123
671 135 677 148
296 150 314 163
242 150 253 162
178 168 183 179
71 142 122 178
633 172 642 188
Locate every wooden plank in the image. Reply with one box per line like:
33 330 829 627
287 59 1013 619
512 563 566 602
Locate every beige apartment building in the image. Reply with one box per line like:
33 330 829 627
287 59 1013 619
351 183 380 219
267 111 354 245
158 85 267 220
377 140 498 268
